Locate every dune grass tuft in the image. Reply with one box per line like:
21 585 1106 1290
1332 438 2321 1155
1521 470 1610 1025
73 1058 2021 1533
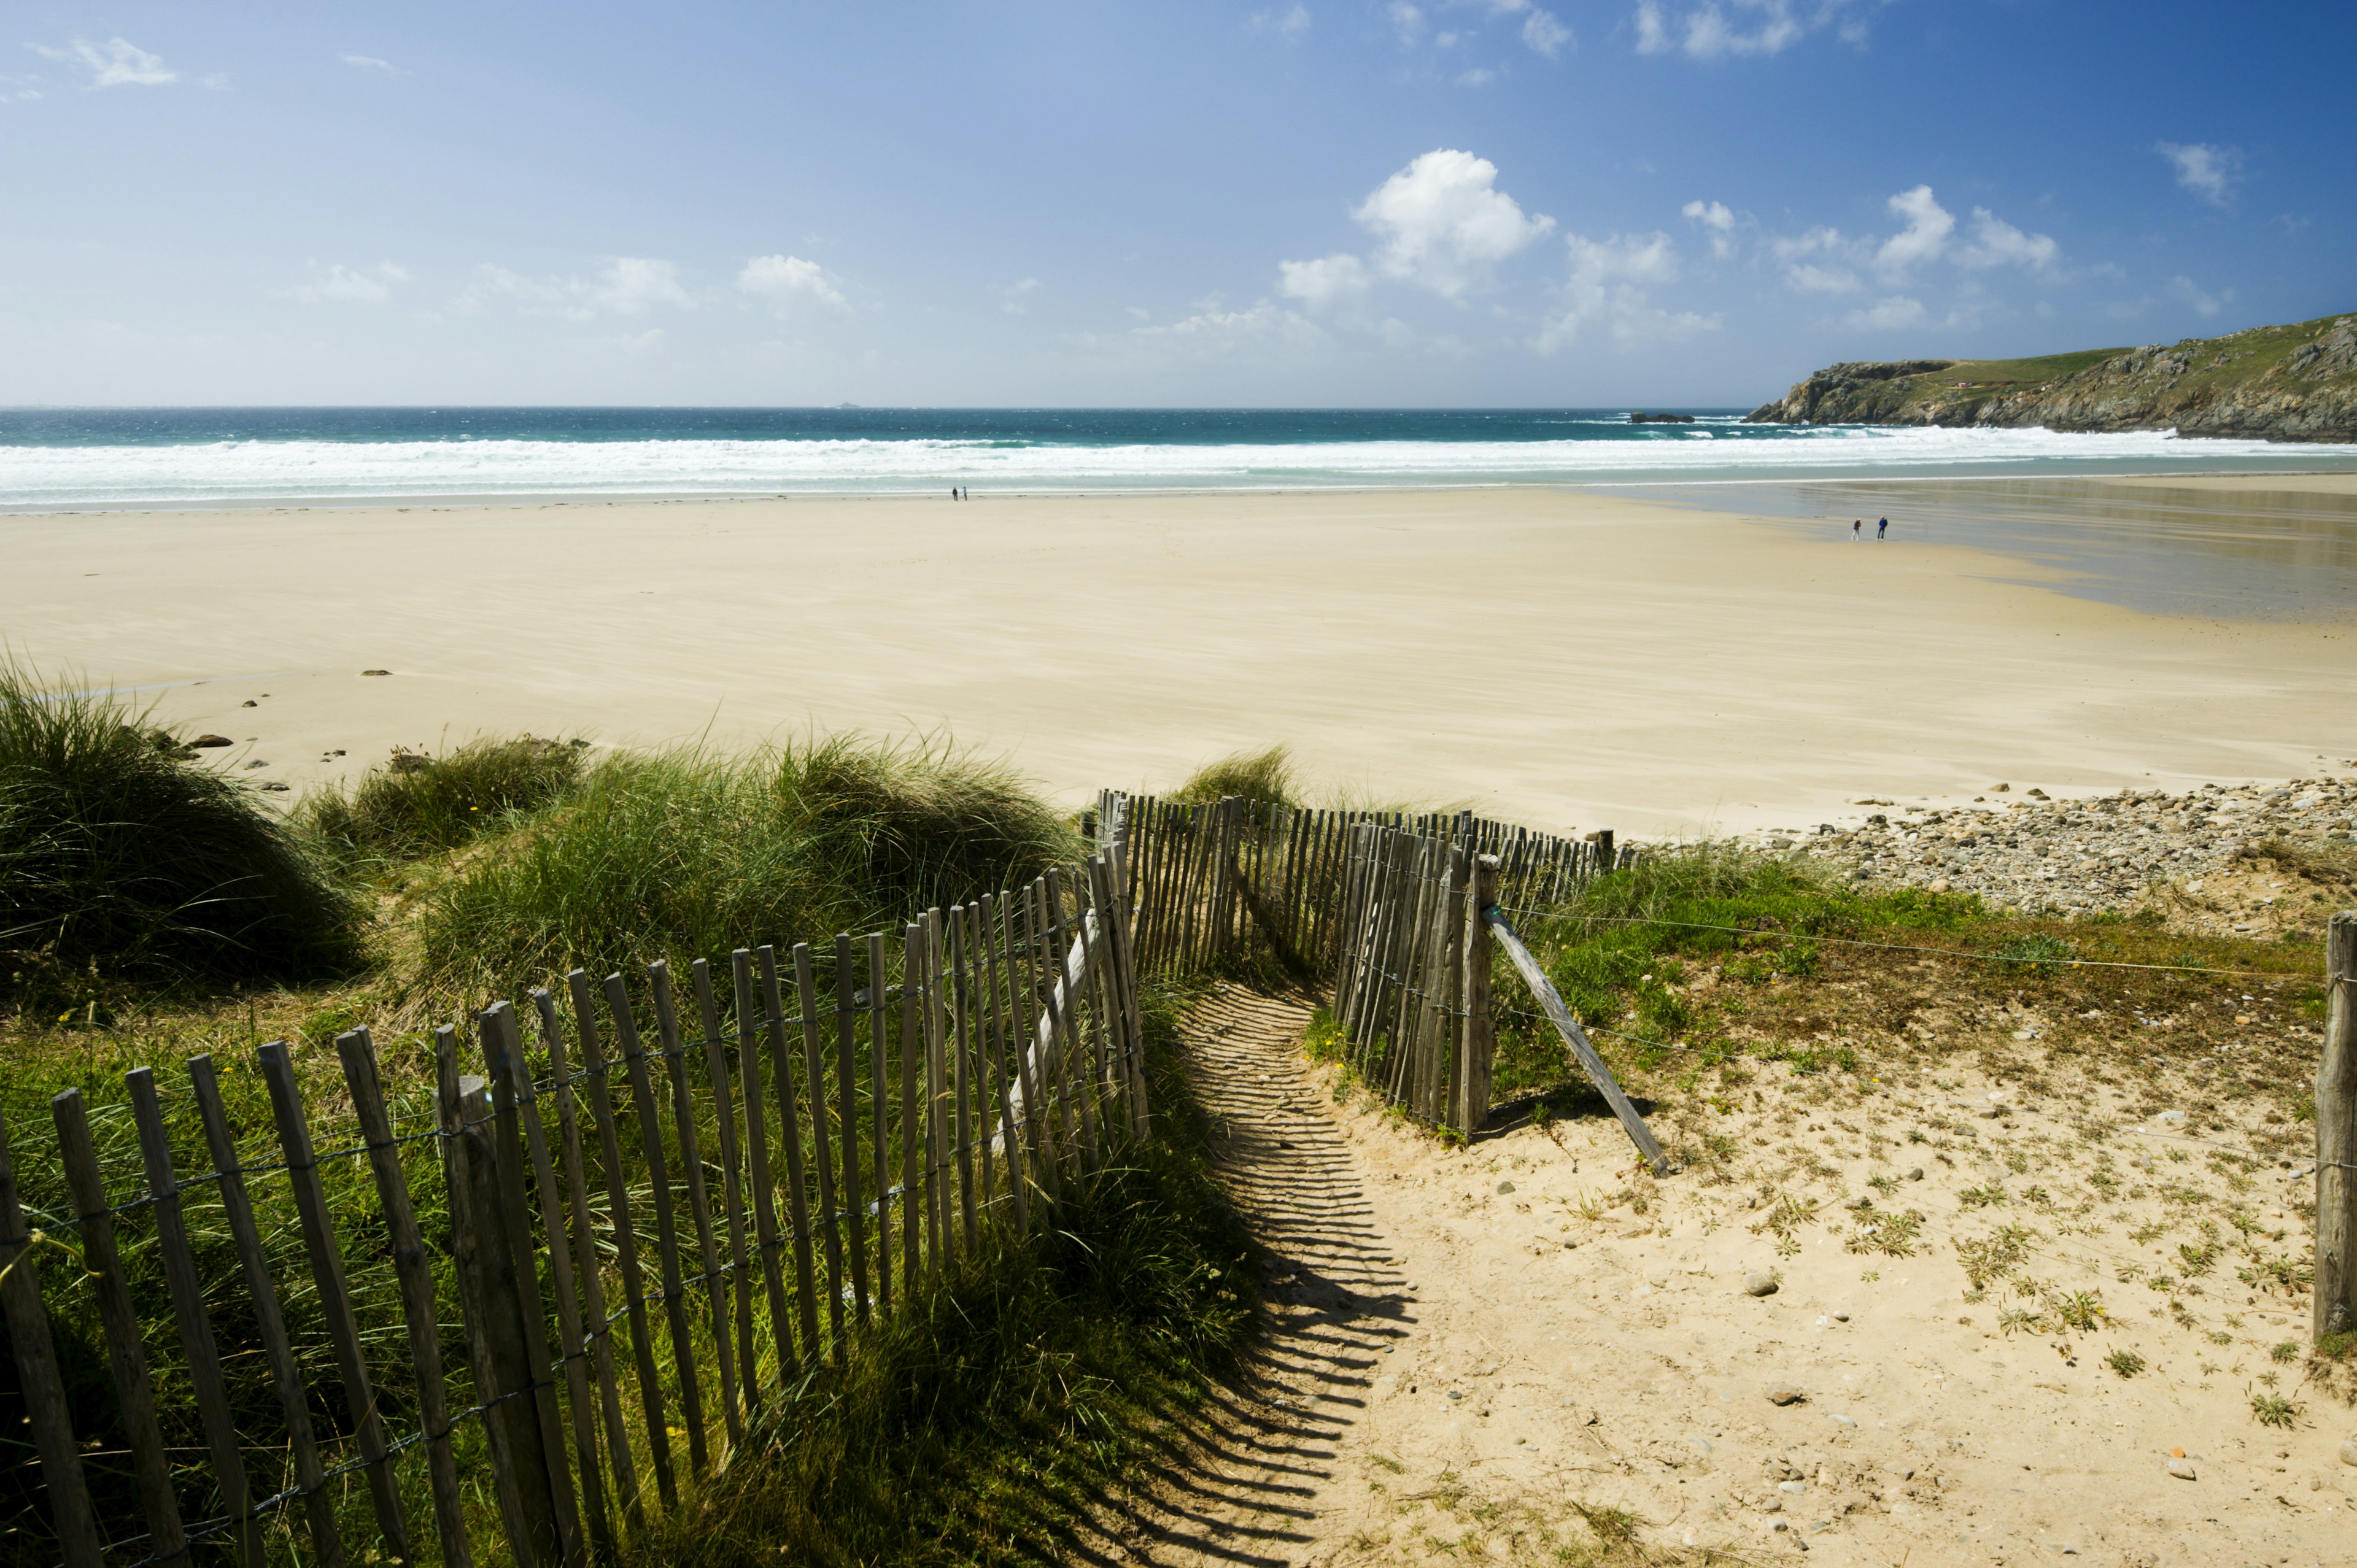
1175 744 1297 811
296 733 587 865
0 659 359 991
407 736 1078 1004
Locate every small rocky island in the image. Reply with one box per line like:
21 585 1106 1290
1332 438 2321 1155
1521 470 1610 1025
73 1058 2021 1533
1746 312 2356 442
1628 411 1695 424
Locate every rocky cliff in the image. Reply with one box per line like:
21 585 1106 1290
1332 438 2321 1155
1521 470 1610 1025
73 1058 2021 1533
1746 313 2357 442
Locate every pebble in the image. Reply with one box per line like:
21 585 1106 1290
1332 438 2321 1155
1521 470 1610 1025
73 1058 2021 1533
1778 1479 1808 1493
188 733 231 747
1766 1384 1808 1406
1496 1180 1515 1195
361 669 392 676
2340 1434 2357 1467
1744 1272 1780 1297
2166 1457 2197 1480
1730 777 2357 921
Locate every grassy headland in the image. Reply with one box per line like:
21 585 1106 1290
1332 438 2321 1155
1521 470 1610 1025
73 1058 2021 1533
1746 310 2357 439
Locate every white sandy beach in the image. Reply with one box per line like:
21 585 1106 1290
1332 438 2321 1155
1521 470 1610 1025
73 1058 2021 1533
7 483 2353 835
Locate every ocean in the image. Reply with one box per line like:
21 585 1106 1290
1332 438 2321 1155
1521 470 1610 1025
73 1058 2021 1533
6 407 2356 511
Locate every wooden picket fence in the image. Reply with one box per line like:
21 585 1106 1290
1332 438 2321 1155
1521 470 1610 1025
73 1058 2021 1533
1098 795 1633 1135
1 849 1144 1568
1099 791 1626 985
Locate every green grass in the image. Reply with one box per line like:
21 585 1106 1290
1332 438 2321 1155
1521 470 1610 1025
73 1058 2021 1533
1480 841 2321 1112
0 658 360 999
295 733 588 865
615 990 1258 1568
405 736 1078 1006
1932 347 2125 385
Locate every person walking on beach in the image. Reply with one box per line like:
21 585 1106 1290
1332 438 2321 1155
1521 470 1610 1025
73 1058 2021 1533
1853 519 1862 539
1877 516 1888 539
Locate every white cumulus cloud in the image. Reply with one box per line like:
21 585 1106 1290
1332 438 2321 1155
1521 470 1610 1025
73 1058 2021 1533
1539 231 1716 352
32 36 176 88
735 255 848 315
284 261 411 304
2156 141 2240 208
1874 184 1953 275
1352 149 1554 299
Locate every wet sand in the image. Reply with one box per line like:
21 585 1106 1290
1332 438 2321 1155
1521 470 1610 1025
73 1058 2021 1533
7 483 2353 835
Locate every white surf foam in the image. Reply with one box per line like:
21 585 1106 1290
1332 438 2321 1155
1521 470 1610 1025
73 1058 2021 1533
7 424 2352 508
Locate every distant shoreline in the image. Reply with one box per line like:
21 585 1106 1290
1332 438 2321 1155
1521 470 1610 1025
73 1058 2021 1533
10 463 2357 518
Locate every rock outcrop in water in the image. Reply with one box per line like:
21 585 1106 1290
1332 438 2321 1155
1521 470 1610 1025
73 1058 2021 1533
1746 313 2357 443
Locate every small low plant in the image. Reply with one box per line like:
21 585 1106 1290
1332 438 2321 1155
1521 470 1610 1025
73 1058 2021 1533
1954 1223 2037 1289
1994 934 2078 974
2105 1348 2145 1378
2249 1389 2301 1428
1844 1205 1925 1258
2049 1289 2108 1332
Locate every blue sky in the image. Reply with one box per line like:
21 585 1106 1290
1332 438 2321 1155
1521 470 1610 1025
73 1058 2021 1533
2 1 2347 406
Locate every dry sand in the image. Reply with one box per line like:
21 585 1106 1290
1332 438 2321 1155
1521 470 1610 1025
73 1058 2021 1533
1142 987 2350 1568
7 485 2353 835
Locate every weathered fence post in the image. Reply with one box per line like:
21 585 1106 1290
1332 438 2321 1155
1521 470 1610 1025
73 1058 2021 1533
439 1042 568 1568
1 1105 102 1568
2318 910 2356 1340
1459 853 1498 1135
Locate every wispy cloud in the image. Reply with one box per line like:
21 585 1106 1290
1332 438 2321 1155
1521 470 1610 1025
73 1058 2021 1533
737 254 850 315
1277 253 1371 312
467 258 696 319
1249 4 1312 39
2170 274 2233 318
2156 141 2240 208
1633 0 1883 60
29 36 176 88
1538 230 1716 352
1956 207 2057 273
1842 295 1927 331
1000 278 1042 315
282 261 411 304
341 54 397 73
1680 198 1737 257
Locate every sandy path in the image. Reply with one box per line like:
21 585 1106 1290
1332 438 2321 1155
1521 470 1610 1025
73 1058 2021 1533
1126 986 2355 1567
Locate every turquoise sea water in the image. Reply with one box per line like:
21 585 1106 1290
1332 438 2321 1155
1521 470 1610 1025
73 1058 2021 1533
6 407 2356 509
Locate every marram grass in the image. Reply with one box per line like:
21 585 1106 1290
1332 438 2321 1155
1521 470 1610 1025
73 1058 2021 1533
404 734 1080 1007
0 658 360 992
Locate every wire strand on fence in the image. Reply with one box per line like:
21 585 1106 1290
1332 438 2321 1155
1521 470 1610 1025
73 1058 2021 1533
1487 906 2310 982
